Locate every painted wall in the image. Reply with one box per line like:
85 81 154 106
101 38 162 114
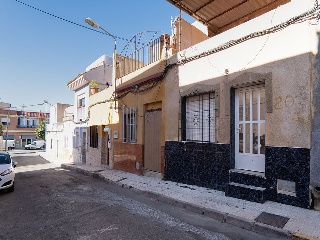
163 0 320 207
46 103 74 164
88 58 167 173
166 0 317 149
74 85 90 122
311 31 320 187
86 54 113 71
115 83 165 146
85 64 113 87
171 18 209 55
87 86 117 168
88 87 118 126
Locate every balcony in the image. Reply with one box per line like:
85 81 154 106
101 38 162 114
17 125 37 128
116 34 170 79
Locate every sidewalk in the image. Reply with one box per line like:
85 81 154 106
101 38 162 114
53 162 319 240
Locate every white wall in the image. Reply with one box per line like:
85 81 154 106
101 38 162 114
46 103 75 163
176 0 315 85
74 86 90 122
86 54 113 71
166 0 318 148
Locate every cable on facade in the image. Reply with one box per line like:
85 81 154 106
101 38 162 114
177 4 320 66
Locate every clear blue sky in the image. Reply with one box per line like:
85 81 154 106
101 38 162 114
0 0 193 112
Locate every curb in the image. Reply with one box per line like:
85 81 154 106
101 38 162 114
61 164 311 239
291 233 319 240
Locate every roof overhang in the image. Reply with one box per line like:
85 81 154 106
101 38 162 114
166 0 291 37
67 73 89 91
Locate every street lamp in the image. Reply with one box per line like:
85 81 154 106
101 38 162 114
85 17 117 109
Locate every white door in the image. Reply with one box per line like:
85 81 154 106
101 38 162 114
235 86 266 173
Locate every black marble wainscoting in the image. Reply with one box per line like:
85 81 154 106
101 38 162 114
165 141 230 191
225 170 269 203
265 146 310 208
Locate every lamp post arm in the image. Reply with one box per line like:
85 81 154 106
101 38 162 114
99 26 116 46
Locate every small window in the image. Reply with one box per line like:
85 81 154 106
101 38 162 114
78 97 85 108
122 107 137 143
184 92 215 143
1 117 10 126
89 126 98 148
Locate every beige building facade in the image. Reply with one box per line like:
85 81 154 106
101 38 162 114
85 0 320 208
87 35 169 175
163 0 320 208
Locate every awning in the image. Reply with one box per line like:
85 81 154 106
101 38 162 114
3 135 14 140
166 0 291 37
21 135 36 140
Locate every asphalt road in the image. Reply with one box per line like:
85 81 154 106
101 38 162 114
0 153 288 240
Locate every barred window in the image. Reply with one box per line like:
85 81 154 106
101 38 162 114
89 126 98 148
185 93 215 143
122 107 137 143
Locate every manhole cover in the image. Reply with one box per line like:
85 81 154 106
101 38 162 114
254 212 289 228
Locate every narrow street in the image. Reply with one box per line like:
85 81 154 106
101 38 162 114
0 152 287 240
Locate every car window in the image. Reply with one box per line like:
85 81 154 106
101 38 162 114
0 154 10 164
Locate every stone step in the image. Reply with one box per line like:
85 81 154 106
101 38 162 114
225 182 266 203
229 169 267 188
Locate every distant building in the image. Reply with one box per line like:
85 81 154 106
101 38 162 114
45 103 73 163
0 108 49 148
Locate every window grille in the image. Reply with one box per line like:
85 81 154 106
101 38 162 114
122 106 137 143
184 93 215 143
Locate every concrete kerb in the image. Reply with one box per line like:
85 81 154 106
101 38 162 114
291 233 319 240
225 214 254 231
61 164 302 239
252 222 291 238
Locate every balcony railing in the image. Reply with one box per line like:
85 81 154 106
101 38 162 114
116 34 170 79
17 125 37 128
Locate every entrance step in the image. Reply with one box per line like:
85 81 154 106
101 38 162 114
229 169 267 188
226 169 268 203
225 182 266 203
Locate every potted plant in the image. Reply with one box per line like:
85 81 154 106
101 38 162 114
89 80 99 94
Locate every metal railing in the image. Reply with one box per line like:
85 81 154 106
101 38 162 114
17 125 37 128
116 34 169 79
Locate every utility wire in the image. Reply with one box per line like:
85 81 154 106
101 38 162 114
14 0 129 41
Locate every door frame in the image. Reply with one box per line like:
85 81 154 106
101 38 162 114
234 85 266 173
144 109 162 172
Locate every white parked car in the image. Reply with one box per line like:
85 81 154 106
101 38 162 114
0 151 16 192
2 140 15 150
25 140 45 150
